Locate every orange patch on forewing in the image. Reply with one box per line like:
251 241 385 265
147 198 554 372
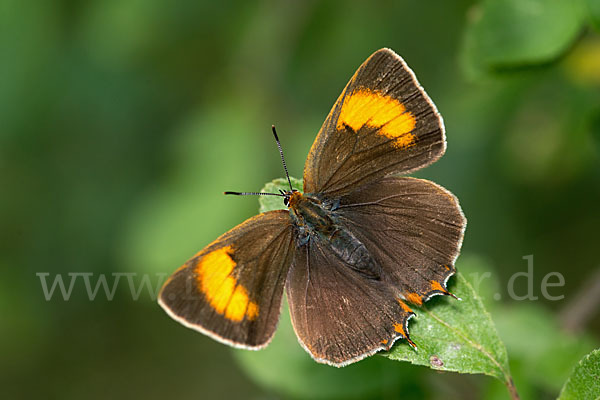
381 339 389 345
405 292 423 306
336 89 416 149
195 245 259 322
430 280 445 292
246 302 259 319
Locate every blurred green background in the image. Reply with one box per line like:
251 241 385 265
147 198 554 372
2 0 600 399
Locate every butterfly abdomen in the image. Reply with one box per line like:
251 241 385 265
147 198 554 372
290 193 381 279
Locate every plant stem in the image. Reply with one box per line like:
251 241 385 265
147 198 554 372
505 377 520 400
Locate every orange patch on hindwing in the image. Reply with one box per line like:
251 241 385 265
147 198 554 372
337 89 416 148
430 280 445 292
195 245 259 322
393 322 406 336
397 299 413 313
405 292 423 306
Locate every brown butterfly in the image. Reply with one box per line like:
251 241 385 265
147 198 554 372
158 48 466 366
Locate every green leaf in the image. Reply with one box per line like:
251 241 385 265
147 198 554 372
461 0 587 79
558 348 600 400
258 176 303 213
384 271 511 385
588 0 600 30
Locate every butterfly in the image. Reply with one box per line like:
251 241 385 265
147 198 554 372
158 48 466 367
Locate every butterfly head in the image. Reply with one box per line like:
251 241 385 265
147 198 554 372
282 189 301 207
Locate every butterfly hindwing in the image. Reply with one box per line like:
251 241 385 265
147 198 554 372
335 176 466 305
286 238 416 366
303 48 445 197
159 210 294 348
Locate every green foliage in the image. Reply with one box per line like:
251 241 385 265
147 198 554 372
493 304 597 392
588 0 600 30
558 349 600 400
4 1 600 398
462 0 587 78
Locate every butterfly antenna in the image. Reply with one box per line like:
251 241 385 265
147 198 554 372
224 191 284 197
272 125 293 192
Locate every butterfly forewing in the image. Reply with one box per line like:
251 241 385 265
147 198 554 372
159 210 294 348
303 48 446 197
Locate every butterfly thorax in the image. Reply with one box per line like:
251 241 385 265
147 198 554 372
288 191 381 279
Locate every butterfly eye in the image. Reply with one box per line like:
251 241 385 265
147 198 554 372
284 198 289 206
